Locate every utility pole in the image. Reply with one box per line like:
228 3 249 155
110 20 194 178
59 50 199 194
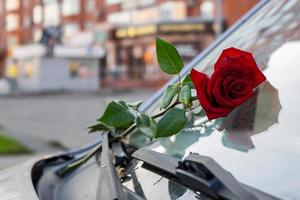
215 0 223 37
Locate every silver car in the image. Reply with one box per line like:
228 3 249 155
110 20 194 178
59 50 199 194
1 0 300 199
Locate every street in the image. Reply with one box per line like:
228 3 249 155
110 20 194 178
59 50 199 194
0 90 154 168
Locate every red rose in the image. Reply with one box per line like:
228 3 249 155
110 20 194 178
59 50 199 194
190 47 266 120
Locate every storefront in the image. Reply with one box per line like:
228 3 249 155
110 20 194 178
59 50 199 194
102 19 216 88
6 44 104 92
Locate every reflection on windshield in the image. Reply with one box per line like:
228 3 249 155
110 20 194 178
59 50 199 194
152 79 282 154
220 81 281 152
123 161 200 200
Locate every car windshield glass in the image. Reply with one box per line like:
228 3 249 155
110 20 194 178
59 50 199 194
139 0 300 199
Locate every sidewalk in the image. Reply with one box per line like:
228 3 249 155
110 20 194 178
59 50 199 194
0 155 35 170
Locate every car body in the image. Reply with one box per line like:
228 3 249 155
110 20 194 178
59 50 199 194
1 0 300 199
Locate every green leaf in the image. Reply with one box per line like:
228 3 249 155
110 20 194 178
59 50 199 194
117 100 130 109
97 100 135 129
179 85 191 107
160 84 178 109
182 75 194 88
88 122 111 133
156 37 184 74
127 101 143 110
155 107 187 138
136 113 156 138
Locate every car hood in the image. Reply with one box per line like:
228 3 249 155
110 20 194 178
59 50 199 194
0 156 43 200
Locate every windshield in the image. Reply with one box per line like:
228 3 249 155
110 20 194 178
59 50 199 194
140 0 300 199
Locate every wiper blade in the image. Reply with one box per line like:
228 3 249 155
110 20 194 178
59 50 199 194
133 148 262 200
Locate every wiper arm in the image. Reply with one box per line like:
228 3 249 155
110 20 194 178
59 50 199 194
132 148 259 200
96 133 126 200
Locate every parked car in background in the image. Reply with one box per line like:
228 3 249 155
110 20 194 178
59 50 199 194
1 0 300 199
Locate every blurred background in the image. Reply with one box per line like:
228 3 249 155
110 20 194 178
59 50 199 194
0 0 258 169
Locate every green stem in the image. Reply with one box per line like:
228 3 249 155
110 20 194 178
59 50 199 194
117 123 137 139
60 96 201 177
177 75 182 94
177 74 182 86
151 100 180 118
191 96 198 101
115 96 199 139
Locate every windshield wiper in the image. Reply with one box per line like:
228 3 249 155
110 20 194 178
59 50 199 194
132 148 263 200
96 133 146 200
96 133 126 199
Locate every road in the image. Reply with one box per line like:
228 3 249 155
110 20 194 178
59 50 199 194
0 90 154 168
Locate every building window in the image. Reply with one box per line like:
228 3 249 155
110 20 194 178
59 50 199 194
200 0 215 20
5 0 20 11
131 7 159 25
6 14 19 31
121 0 154 10
62 0 80 16
86 0 96 13
139 0 155 7
106 0 121 5
44 1 60 26
160 2 186 21
107 11 131 25
33 5 43 24
160 1 186 20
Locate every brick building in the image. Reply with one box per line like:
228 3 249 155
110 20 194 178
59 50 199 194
1 0 99 47
0 0 259 88
0 0 100 78
0 0 6 77
0 0 42 78
96 0 259 88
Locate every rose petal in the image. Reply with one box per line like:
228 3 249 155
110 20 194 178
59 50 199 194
214 47 253 70
212 76 232 106
206 110 232 120
190 69 231 120
227 80 249 97
216 52 266 89
222 77 253 106
234 54 266 88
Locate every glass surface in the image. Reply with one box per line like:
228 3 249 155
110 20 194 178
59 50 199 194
122 162 203 200
137 0 300 199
